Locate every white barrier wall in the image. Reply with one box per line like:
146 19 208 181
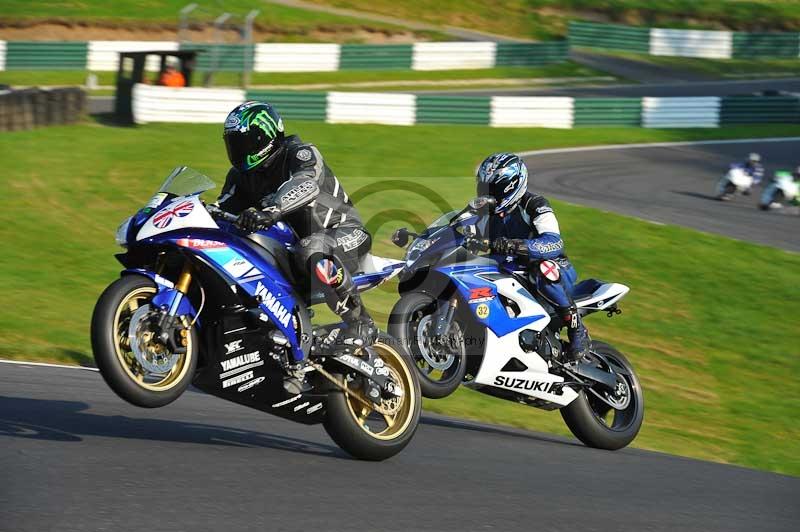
491 97 574 128
650 29 733 59
412 42 496 70
88 41 180 72
254 44 340 72
130 88 750 128
132 84 246 124
326 92 416 126
642 97 721 128
0 41 5 71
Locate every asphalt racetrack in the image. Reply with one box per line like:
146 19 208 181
1 362 797 532
521 139 800 252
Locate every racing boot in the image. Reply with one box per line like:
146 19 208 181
317 258 378 351
562 305 591 363
322 292 378 351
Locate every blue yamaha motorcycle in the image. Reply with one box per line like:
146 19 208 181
388 196 643 450
91 167 420 461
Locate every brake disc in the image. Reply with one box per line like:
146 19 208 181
128 304 180 374
588 377 631 411
416 315 456 371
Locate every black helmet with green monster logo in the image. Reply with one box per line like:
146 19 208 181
223 101 285 172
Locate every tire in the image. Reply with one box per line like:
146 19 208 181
388 292 467 399
91 275 198 408
760 189 784 210
560 341 644 451
323 334 421 461
716 181 735 200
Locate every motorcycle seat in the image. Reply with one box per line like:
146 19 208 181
572 279 605 302
573 279 630 310
353 253 404 291
356 253 404 275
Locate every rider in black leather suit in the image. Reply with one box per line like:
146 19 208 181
216 101 376 346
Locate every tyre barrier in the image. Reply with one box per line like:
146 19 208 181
0 87 87 132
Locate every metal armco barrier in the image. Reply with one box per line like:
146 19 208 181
0 87 86 132
569 21 800 59
131 85 800 128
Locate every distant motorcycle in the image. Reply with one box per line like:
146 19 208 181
387 196 644 451
715 164 754 200
759 170 799 210
91 166 420 461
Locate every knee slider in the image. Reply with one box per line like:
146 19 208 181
315 258 344 287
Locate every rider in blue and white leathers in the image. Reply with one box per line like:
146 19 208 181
742 152 764 187
476 153 590 362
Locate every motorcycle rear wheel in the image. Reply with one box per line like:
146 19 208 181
560 341 643 450
323 334 421 461
91 275 198 408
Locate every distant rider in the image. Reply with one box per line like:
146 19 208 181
476 153 590 362
215 101 377 348
742 152 764 188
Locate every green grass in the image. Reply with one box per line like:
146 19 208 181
0 0 387 27
1 119 799 476
4 0 800 43
0 64 609 91
0 0 444 42
311 0 800 39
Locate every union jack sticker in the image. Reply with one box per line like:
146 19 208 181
152 200 194 229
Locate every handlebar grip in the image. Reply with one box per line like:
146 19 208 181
206 204 238 223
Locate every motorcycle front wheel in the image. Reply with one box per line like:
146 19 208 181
389 292 467 399
716 180 736 200
91 275 198 408
323 334 421 461
560 341 644 450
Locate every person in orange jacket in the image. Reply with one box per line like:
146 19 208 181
158 58 186 87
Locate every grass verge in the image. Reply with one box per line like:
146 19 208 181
5 0 800 42
0 119 798 476
0 0 421 33
0 64 608 92
310 0 800 39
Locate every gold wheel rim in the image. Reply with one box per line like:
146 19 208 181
343 342 416 441
112 286 192 392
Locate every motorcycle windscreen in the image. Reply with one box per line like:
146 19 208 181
157 166 217 197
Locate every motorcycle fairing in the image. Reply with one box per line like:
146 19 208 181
136 195 218 241
470 326 578 406
436 263 549 337
139 226 305 361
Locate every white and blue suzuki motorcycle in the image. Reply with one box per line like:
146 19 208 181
388 196 643 450
715 163 754 200
91 167 419 461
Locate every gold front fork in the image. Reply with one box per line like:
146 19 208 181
175 262 193 294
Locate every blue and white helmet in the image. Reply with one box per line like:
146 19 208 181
476 153 528 214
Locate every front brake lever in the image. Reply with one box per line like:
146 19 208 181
464 236 490 254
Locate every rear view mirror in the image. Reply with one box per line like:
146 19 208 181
392 228 411 247
468 195 497 214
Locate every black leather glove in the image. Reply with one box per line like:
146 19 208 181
491 237 526 256
238 207 274 233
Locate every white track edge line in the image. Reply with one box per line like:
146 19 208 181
517 136 800 158
0 359 98 371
